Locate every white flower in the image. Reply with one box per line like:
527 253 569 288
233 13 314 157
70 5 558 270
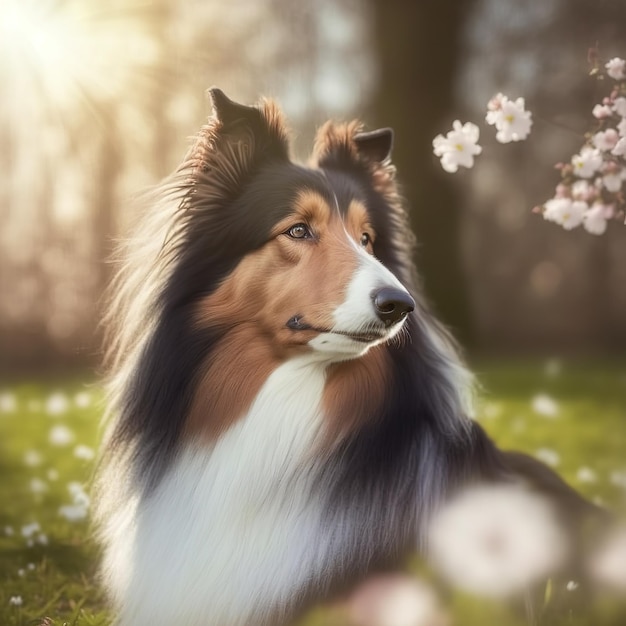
46 392 68 416
531 393 560 417
592 104 612 119
348 575 447 626
571 179 598 202
4 525 14 536
37 533 48 545
592 128 619 151
486 94 532 143
67 481 90 507
563 200 587 230
58 482 91 521
606 57 626 80
590 527 626 591
619 117 626 137
543 198 586 230
610 470 626 489
571 147 603 178
47 468 59 481
74 391 92 408
612 137 626 156
59 504 89 522
428 485 567 598
432 120 482 173
8 596 23 607
49 424 75 446
602 172 623 193
576 466 597 483
535 448 560 467
543 198 571 223
613 97 626 117
566 580 579 591
0 392 17 413
23 450 43 467
29 478 48 494
21 522 41 538
73 444 95 461
584 203 610 235
17 568 25 577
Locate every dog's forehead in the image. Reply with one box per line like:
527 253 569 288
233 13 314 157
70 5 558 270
318 168 369 217
248 162 369 219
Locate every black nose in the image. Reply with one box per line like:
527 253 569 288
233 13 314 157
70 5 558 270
373 287 415 326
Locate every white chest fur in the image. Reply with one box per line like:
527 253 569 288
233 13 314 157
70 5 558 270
117 357 338 626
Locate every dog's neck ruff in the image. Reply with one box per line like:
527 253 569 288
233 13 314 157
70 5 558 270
115 356 343 626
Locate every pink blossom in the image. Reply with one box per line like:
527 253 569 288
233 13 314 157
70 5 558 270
592 104 612 119
485 93 532 143
348 575 447 626
432 121 482 173
554 183 570 198
584 204 610 235
612 137 626 156
543 198 570 224
613 97 626 117
543 198 586 230
605 57 626 80
592 128 619 151
571 147 603 178
571 180 597 202
602 173 623 193
618 117 626 137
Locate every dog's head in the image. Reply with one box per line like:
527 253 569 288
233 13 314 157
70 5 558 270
180 89 415 361
101 88 474 493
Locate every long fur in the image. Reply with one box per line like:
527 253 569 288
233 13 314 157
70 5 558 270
95 90 600 626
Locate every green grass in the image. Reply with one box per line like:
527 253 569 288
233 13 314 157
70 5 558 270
0 360 624 625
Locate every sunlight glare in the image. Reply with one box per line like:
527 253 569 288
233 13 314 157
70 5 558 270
0 0 154 109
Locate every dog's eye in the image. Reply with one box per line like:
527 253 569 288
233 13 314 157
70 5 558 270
360 233 372 247
286 223 312 239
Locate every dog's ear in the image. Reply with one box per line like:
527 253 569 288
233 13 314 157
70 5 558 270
312 122 397 196
185 88 290 183
209 88 257 128
312 122 394 171
208 88 290 162
353 128 394 164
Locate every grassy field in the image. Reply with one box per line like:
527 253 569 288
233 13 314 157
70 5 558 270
0 360 624 626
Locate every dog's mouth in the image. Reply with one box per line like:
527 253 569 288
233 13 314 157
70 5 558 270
333 329 387 343
286 316 387 343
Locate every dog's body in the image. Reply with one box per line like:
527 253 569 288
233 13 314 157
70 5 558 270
96 90 597 626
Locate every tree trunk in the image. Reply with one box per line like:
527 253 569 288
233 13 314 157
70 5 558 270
369 0 476 345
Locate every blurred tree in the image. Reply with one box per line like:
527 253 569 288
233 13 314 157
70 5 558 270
460 0 626 351
368 0 477 345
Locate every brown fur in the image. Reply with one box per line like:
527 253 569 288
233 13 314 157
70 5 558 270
322 346 390 446
186 328 281 439
189 190 379 439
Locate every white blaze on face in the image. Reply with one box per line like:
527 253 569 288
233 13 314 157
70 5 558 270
309 238 411 358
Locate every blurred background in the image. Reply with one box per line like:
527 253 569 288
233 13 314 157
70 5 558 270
1 0 625 374
1 3 625 623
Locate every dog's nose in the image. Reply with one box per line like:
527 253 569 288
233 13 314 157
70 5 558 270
373 287 415 326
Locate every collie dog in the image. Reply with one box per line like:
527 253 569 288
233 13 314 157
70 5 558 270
96 89 598 626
